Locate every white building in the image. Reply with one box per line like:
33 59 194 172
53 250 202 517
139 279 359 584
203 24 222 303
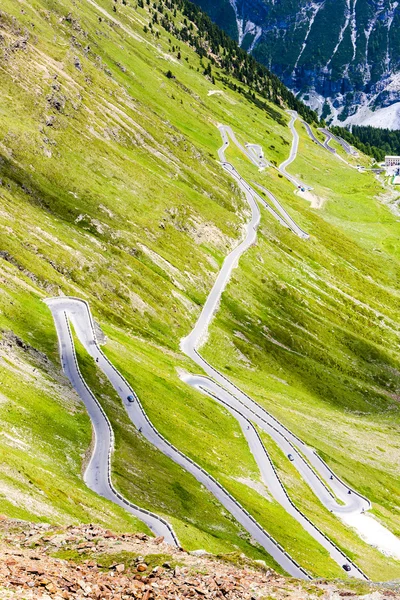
385 156 400 176
385 156 400 167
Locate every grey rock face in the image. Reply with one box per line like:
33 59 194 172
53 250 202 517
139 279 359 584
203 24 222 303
193 0 400 123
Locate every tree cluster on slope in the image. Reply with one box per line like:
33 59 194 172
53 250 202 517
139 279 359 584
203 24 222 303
330 125 400 162
142 0 319 124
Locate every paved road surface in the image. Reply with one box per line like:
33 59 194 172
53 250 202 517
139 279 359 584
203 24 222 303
46 296 311 580
318 128 337 154
43 0 396 579
252 182 309 240
45 299 179 546
246 143 268 168
182 374 369 579
302 123 358 168
278 111 312 191
333 134 355 155
218 125 269 169
322 130 357 156
301 121 325 149
180 124 370 580
218 125 309 240
44 115 371 581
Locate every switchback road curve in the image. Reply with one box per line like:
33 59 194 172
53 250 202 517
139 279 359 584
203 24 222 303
302 122 358 169
180 125 371 580
45 298 179 546
278 111 312 190
46 297 310 580
218 125 309 240
218 125 270 170
45 116 372 581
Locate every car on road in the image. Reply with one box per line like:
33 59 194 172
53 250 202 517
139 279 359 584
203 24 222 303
127 395 135 403
288 454 294 461
342 564 351 572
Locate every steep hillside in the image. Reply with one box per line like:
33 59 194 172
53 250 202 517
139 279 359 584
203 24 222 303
192 0 400 127
0 0 400 585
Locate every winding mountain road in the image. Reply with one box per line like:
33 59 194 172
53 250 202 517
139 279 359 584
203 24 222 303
320 129 356 156
301 121 325 149
181 128 369 579
218 125 309 240
45 299 179 546
45 114 383 581
252 181 309 239
45 126 311 577
47 297 310 580
302 123 352 158
246 143 268 168
302 123 361 169
318 128 337 154
218 125 270 169
278 111 312 190
336 136 356 156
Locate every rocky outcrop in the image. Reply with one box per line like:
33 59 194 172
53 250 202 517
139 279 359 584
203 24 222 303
0 519 400 599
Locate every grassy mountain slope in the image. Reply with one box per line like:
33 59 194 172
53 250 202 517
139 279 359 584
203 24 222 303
0 0 399 581
202 123 400 578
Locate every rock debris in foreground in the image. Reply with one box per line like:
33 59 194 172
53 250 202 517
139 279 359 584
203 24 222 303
0 518 397 599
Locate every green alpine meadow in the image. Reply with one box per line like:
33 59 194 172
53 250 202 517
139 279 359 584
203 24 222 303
0 0 399 585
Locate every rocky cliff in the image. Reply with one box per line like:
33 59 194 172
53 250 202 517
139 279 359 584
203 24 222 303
192 0 400 127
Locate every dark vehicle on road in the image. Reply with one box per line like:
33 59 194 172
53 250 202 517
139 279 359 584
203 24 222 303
288 454 294 461
342 564 351 572
127 395 135 403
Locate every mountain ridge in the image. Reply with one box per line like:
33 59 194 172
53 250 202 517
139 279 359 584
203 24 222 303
192 0 400 128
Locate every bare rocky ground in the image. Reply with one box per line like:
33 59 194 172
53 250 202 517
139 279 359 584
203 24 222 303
0 518 398 600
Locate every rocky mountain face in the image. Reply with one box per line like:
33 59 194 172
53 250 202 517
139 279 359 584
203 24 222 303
192 0 400 127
